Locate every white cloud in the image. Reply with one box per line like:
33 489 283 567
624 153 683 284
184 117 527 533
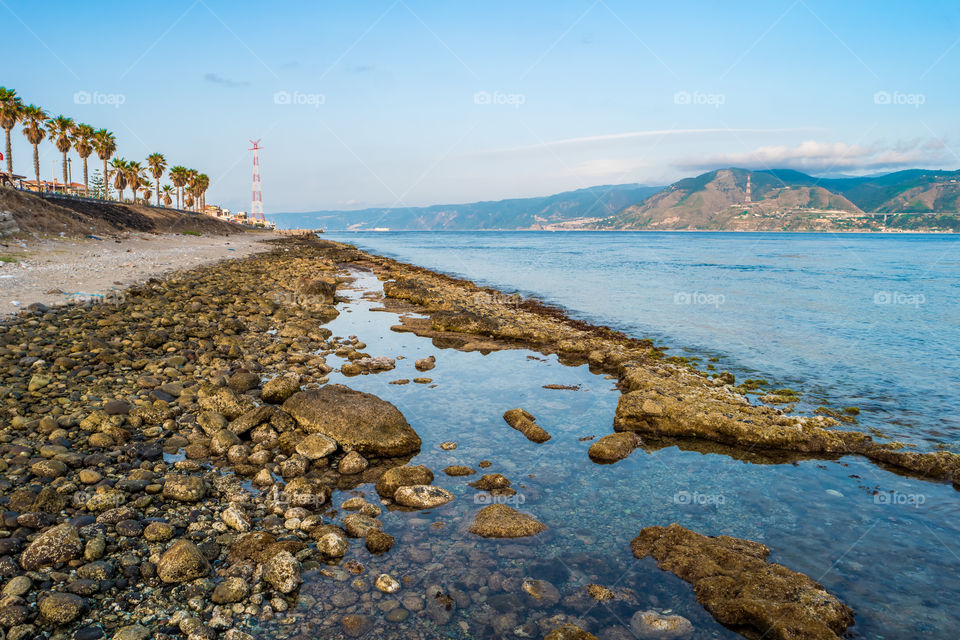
677 139 952 173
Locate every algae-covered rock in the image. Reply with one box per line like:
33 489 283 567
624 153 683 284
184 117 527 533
283 385 421 456
393 485 454 509
503 408 551 443
588 432 641 463
630 523 853 640
468 504 546 538
375 464 434 498
20 523 83 570
157 539 211 583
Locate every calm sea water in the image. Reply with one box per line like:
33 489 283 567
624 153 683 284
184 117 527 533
262 231 960 639
326 231 960 448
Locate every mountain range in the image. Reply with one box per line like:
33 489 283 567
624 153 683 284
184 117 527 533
268 168 960 232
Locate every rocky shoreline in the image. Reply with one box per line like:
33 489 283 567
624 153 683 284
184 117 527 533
0 234 943 639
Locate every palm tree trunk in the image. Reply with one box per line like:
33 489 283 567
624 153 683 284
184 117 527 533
32 144 40 191
103 159 109 199
177 186 181 210
4 128 12 178
82 158 89 196
61 152 68 190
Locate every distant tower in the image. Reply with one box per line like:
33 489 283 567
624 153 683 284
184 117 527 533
249 139 265 221
744 174 752 203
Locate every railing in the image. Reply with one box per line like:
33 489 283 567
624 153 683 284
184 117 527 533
6 183 199 215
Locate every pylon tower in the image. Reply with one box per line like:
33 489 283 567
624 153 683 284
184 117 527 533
249 139 264 221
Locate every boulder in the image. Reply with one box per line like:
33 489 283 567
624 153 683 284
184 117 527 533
21 524 83 570
212 576 250 604
630 524 854 640
338 450 368 474
468 504 546 538
630 610 694 639
375 464 434 498
588 432 642 463
163 475 207 502
503 408 551 443
262 374 301 404
263 550 301 594
40 592 85 625
157 539 211 583
295 433 338 460
283 385 421 456
393 485 454 509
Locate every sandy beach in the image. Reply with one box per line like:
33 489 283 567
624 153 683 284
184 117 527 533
0 231 276 314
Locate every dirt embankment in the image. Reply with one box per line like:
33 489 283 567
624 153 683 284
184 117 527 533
1 188 241 237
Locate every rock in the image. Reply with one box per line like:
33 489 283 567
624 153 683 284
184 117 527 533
298 277 337 303
228 371 261 393
295 433 338 460
31 459 68 478
586 584 616 601
338 450 368 474
221 505 251 532
443 465 476 476
143 521 175 542
78 469 102 484
84 488 125 512
545 624 599 640
316 531 350 559
28 374 51 391
212 577 250 604
21 523 83 570
375 464 434 498
103 399 131 415
522 578 561 606
588 432 642 463
341 497 381 516
113 625 150 640
283 385 421 456
343 513 382 538
157 539 211 583
375 573 401 593
262 374 302 403
415 356 436 371
341 614 372 637
470 473 512 491
163 475 207 502
630 524 854 640
630 610 694 640
39 592 84 625
393 485 454 509
468 504 546 538
264 550 301 593
440 441 457 450
503 408 551 443
365 530 395 554
282 476 330 508
3 575 31 597
229 404 274 435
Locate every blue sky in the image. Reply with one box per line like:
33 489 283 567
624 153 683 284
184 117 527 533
4 0 960 212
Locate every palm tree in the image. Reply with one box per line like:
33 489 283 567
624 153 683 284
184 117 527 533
109 157 128 201
0 87 24 179
168 165 188 209
20 105 48 189
46 115 75 188
194 173 210 212
186 169 199 211
71 123 96 196
124 161 143 203
146 153 167 207
141 180 153 205
92 129 116 199
161 184 174 206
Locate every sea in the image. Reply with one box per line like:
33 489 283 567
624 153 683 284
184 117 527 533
266 231 960 639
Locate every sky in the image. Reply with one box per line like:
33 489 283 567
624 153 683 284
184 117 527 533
4 0 960 212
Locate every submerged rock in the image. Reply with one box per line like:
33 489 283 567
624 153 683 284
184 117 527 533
443 465 476 476
630 524 853 640
263 550 301 594
468 504 546 538
283 385 421 456
503 408 551 443
545 624 599 640
630 610 693 640
393 485 454 509
588 432 642 463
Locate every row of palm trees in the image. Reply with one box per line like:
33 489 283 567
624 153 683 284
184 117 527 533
0 86 210 211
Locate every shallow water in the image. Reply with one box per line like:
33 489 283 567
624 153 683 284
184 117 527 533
256 264 960 639
325 231 960 450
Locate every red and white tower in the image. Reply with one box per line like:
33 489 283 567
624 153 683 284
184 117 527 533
249 139 264 220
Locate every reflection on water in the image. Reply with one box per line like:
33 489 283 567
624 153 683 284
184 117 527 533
253 268 960 639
